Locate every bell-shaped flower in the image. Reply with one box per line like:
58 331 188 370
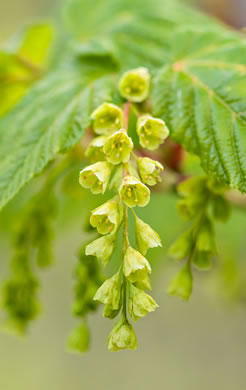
90 197 123 235
123 246 151 283
85 233 116 266
107 316 138 351
85 136 106 162
119 176 150 208
168 263 193 301
104 130 133 165
93 271 121 310
137 115 169 150
135 215 162 255
91 103 123 135
79 161 111 194
119 67 150 103
128 284 158 321
137 157 164 186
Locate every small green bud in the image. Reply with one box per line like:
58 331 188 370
134 274 152 291
168 263 193 301
178 176 207 198
168 228 194 261
67 323 90 354
103 304 121 319
91 103 123 135
128 284 158 321
103 130 133 165
79 161 111 194
119 67 150 103
137 157 164 186
107 316 138 351
135 215 162 255
137 115 169 151
123 246 151 283
212 195 231 222
93 271 121 310
196 216 216 254
85 233 116 266
90 197 123 235
119 176 150 208
85 136 106 162
192 250 212 270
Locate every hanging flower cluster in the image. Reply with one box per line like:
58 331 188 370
79 67 169 351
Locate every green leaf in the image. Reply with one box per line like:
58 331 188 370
0 23 54 116
0 62 115 211
152 27 246 192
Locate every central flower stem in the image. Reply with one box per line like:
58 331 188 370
122 205 129 319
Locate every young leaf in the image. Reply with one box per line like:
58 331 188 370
0 67 114 211
152 27 246 193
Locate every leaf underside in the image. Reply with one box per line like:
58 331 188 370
0 0 246 211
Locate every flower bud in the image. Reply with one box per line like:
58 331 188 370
103 130 133 165
91 103 123 135
123 246 151 283
107 316 138 351
85 136 106 162
79 161 111 194
119 67 150 103
67 323 90 353
103 304 121 319
128 285 158 321
85 233 116 266
93 271 121 310
137 115 169 150
137 157 163 186
119 176 150 208
90 197 123 235
168 263 193 300
135 215 162 255
168 228 193 261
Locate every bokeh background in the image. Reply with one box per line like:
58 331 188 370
1 1 246 389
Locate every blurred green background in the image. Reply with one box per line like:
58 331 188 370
1 1 246 389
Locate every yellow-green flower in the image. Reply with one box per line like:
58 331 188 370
119 67 150 103
107 316 138 351
91 103 123 135
104 130 133 165
79 161 111 194
135 215 162 255
128 284 158 321
93 271 121 310
168 263 193 300
119 176 150 208
123 246 151 283
85 233 116 266
137 157 164 186
85 136 106 162
90 197 123 235
137 115 169 150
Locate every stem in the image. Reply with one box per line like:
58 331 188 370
123 102 131 130
122 205 129 319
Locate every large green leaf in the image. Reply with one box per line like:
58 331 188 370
0 58 115 210
152 27 246 192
